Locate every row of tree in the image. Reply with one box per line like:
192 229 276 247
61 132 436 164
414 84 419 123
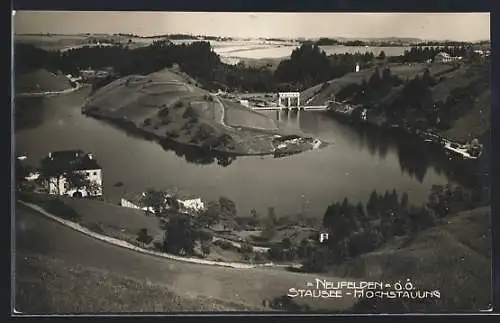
389 46 470 63
299 183 486 272
337 63 488 132
16 40 481 96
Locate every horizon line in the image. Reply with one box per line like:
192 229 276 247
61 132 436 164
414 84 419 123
13 33 491 43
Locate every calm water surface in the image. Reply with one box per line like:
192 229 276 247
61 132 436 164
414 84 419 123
15 89 476 219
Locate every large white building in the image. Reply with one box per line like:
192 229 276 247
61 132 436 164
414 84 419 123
41 150 103 197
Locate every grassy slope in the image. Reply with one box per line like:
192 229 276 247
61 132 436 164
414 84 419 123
15 199 358 312
222 99 278 130
301 63 454 105
84 68 295 155
331 207 492 311
303 62 491 143
443 89 491 143
15 69 73 93
15 253 257 313
61 197 165 243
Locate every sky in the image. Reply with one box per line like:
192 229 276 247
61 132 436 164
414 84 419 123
13 11 490 41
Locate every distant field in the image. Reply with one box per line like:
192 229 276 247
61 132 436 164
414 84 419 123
222 99 278 130
238 57 283 71
15 34 153 51
15 253 254 313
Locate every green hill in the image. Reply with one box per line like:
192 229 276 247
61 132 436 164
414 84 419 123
333 207 492 312
302 62 491 143
83 68 318 155
15 69 73 94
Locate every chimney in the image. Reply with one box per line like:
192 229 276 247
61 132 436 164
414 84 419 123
87 153 93 160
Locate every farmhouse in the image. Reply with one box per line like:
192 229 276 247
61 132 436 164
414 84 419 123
434 52 463 64
120 191 206 215
40 150 103 197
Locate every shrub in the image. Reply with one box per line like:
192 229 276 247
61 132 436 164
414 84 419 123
153 241 163 251
158 107 170 118
161 117 171 125
183 105 197 119
136 228 154 245
166 130 180 138
213 239 235 250
143 118 152 126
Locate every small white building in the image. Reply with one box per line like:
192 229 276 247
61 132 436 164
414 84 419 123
434 52 463 64
319 233 329 243
41 150 103 197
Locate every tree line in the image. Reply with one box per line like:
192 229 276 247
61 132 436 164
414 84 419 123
335 62 490 133
299 182 489 273
388 46 470 63
15 41 376 93
16 41 478 95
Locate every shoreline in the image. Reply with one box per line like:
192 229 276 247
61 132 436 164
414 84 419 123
327 108 483 161
82 107 325 158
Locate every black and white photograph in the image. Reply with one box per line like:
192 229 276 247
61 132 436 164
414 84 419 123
12 11 492 314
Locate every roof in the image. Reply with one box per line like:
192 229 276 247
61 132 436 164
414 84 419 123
42 150 101 171
121 190 205 210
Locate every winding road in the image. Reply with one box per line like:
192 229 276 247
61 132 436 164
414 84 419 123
14 202 358 312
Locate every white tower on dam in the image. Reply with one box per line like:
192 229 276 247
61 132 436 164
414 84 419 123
277 92 301 110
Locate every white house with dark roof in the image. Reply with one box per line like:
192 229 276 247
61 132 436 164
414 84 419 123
434 52 463 64
42 150 103 197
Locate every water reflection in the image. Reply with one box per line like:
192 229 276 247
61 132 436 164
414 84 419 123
16 96 485 191
15 93 488 216
266 110 485 189
14 98 46 132
162 140 237 167
88 115 239 167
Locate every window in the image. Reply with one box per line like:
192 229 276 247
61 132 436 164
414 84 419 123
93 171 98 176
